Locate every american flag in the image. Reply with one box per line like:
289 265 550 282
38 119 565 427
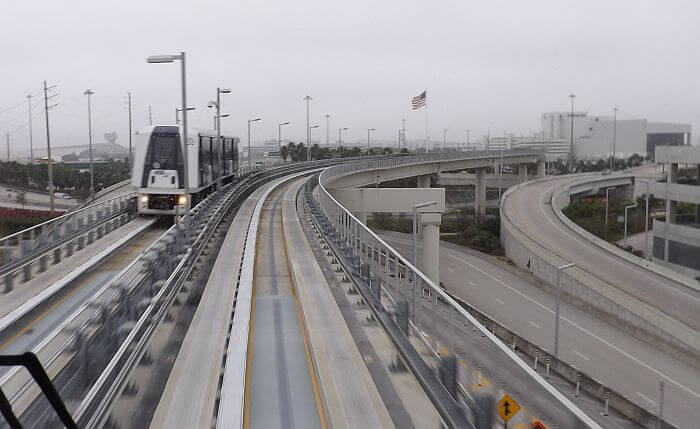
411 90 426 109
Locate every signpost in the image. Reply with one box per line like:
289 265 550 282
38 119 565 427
497 394 521 428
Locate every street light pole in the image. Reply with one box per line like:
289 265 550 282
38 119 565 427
402 118 406 151
43 80 56 216
213 87 231 193
624 202 638 248
611 107 618 172
146 52 190 190
367 128 375 155
605 187 614 241
338 127 347 147
176 107 195 125
279 121 290 162
325 114 330 148
247 118 261 168
555 262 575 357
498 149 504 205
304 95 312 161
309 125 319 159
569 94 575 173
84 89 95 197
27 94 34 165
126 92 132 166
465 129 470 151
442 129 447 152
637 179 651 259
412 201 437 318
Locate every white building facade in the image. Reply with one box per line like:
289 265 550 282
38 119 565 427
653 146 700 277
541 112 691 161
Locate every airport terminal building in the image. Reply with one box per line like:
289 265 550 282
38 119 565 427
541 112 691 161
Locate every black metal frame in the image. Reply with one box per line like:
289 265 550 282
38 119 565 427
0 352 77 429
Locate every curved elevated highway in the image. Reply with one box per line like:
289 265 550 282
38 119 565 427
502 174 699 332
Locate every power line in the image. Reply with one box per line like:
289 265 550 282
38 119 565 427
0 101 24 115
0 89 42 116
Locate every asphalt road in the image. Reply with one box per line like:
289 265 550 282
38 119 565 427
501 175 700 332
0 185 78 211
379 231 700 429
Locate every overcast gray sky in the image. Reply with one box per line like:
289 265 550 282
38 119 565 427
2 0 699 155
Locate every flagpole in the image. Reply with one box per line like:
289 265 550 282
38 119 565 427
424 89 428 152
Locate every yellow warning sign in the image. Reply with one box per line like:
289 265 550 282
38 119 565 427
497 394 521 422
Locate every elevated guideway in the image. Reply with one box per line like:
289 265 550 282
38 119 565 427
155 170 410 428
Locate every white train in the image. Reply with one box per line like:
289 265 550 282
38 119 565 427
131 125 239 215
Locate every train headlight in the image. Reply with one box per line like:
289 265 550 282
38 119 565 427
140 195 149 203
177 195 188 205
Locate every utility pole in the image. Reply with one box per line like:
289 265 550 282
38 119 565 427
442 129 447 152
84 89 95 197
304 95 312 161
27 94 34 165
569 94 575 173
43 80 57 216
325 114 330 148
5 132 9 160
487 130 490 151
465 129 470 151
402 118 406 150
126 92 132 164
148 105 153 126
611 107 618 172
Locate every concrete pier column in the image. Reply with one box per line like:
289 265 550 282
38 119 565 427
417 174 431 188
536 159 546 179
420 212 441 286
357 212 368 225
519 164 529 183
475 168 486 218
664 162 679 261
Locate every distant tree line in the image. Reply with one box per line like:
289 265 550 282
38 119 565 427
279 142 407 162
0 160 130 199
550 153 647 175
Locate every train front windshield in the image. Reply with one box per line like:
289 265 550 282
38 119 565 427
142 127 184 188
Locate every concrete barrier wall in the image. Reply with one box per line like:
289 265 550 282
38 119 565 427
500 177 700 367
449 293 678 429
551 177 699 293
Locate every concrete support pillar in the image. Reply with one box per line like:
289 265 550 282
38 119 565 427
420 212 441 286
417 174 431 188
475 168 486 218
357 212 368 225
536 159 546 179
664 162 679 261
519 164 528 183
